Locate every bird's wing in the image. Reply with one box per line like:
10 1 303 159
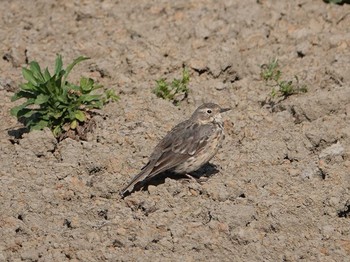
145 121 214 178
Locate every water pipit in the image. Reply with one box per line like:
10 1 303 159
120 103 230 196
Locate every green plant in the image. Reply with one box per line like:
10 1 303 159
261 58 307 98
260 58 280 82
153 68 190 105
11 54 119 138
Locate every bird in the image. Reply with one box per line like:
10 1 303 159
120 103 231 196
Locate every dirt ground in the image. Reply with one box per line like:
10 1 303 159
1 0 350 261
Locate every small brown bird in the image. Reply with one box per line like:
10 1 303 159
120 103 230 196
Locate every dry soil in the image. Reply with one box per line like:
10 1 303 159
0 0 350 261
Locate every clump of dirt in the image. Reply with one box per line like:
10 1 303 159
0 0 349 261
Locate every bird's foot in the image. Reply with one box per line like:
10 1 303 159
182 173 208 184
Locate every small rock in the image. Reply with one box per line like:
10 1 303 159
321 225 334 240
319 142 344 159
20 248 39 261
288 168 299 177
296 41 311 57
0 77 17 92
20 128 57 157
215 82 226 90
189 188 199 196
189 58 208 73
86 232 100 243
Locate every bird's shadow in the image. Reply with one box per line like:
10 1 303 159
122 163 219 197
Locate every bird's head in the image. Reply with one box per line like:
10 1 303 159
191 103 230 124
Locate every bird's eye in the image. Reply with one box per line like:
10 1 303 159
207 109 212 114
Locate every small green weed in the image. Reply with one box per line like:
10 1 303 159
11 54 119 139
261 58 307 98
153 68 190 105
260 58 281 82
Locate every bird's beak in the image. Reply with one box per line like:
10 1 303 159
220 107 231 113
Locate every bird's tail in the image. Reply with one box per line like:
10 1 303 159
120 163 153 197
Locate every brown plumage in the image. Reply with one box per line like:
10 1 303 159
120 103 230 196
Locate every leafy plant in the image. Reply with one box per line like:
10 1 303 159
153 68 190 105
11 54 119 138
261 58 307 98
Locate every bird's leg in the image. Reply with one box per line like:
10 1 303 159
183 173 208 184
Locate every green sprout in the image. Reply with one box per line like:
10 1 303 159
261 58 307 98
260 58 281 82
153 68 190 105
10 54 119 138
